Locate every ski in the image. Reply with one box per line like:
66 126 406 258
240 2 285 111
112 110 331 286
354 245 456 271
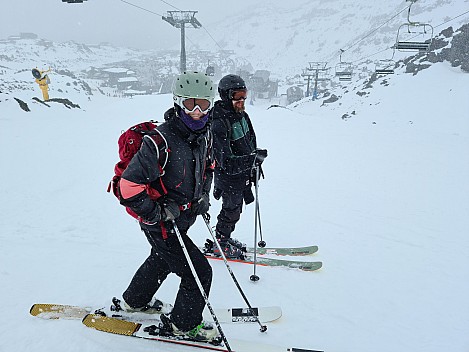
245 245 318 256
204 253 322 272
82 313 323 352
30 303 282 323
30 303 91 319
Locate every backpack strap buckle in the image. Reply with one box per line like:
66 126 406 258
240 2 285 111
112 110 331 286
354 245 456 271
179 202 192 211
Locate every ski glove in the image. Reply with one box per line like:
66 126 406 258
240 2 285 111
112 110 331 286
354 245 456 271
161 200 180 222
254 148 268 166
140 202 163 226
251 165 265 186
191 193 210 215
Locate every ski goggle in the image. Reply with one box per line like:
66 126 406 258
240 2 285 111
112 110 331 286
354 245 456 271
178 97 213 114
231 89 248 101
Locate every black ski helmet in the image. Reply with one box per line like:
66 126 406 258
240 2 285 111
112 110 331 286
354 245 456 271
218 74 247 101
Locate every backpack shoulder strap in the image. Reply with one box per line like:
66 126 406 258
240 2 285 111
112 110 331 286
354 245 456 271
144 129 169 173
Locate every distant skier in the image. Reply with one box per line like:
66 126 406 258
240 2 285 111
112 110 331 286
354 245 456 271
117 71 219 343
210 74 268 258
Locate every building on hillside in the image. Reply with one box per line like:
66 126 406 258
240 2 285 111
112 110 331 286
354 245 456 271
8 35 21 41
20 33 38 39
249 70 278 99
102 68 133 86
123 89 147 97
117 76 140 91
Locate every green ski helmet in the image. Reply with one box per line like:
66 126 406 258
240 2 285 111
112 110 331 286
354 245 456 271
172 71 215 113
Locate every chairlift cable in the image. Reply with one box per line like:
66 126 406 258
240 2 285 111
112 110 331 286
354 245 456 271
342 6 409 53
200 26 225 50
321 5 409 67
118 0 221 53
159 0 225 51
350 47 393 63
159 0 181 11
118 0 164 17
434 8 469 29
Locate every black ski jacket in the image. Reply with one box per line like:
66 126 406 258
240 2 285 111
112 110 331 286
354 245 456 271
211 100 257 192
119 107 213 228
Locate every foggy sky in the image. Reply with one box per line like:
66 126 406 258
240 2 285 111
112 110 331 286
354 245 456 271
0 0 246 50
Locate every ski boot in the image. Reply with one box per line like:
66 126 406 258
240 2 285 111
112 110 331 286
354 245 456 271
212 237 246 259
110 297 173 315
152 313 221 345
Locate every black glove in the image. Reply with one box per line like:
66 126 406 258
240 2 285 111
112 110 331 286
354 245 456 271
254 148 268 166
161 200 180 222
250 165 265 185
191 193 210 215
140 202 163 226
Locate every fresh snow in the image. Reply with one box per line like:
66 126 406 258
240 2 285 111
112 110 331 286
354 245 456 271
1 0 469 350
1 59 468 352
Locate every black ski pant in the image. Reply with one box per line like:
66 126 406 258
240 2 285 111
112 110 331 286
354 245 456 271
215 189 245 239
123 223 212 331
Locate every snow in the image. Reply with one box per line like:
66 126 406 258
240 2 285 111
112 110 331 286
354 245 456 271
1 58 468 352
2 0 469 349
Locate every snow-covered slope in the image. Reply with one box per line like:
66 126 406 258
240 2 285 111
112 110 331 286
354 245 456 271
1 1 469 351
1 58 469 352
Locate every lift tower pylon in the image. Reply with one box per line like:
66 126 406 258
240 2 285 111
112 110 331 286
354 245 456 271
162 11 202 73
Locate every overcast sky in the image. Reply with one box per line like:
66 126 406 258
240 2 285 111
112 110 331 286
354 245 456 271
0 0 246 50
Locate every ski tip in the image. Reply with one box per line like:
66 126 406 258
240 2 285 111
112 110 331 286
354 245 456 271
29 304 38 316
82 313 141 336
29 303 56 317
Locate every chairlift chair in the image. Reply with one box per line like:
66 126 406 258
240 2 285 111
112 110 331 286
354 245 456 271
338 74 352 82
375 59 396 75
335 63 353 81
395 0 433 52
335 49 353 82
395 23 433 52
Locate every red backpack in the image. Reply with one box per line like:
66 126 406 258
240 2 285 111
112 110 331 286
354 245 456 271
107 121 169 218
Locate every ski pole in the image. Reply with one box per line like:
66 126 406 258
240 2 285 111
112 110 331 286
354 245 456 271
255 166 266 248
250 165 264 282
256 167 266 248
202 213 267 333
171 220 232 351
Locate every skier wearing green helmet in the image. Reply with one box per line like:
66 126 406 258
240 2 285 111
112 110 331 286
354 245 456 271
117 71 219 343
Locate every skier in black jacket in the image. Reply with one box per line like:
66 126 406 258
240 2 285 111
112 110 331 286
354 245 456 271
117 71 219 343
210 74 268 258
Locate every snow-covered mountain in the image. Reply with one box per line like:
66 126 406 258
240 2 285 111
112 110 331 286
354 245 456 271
2 0 468 118
195 0 468 76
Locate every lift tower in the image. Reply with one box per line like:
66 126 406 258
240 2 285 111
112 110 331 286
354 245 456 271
162 11 202 72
